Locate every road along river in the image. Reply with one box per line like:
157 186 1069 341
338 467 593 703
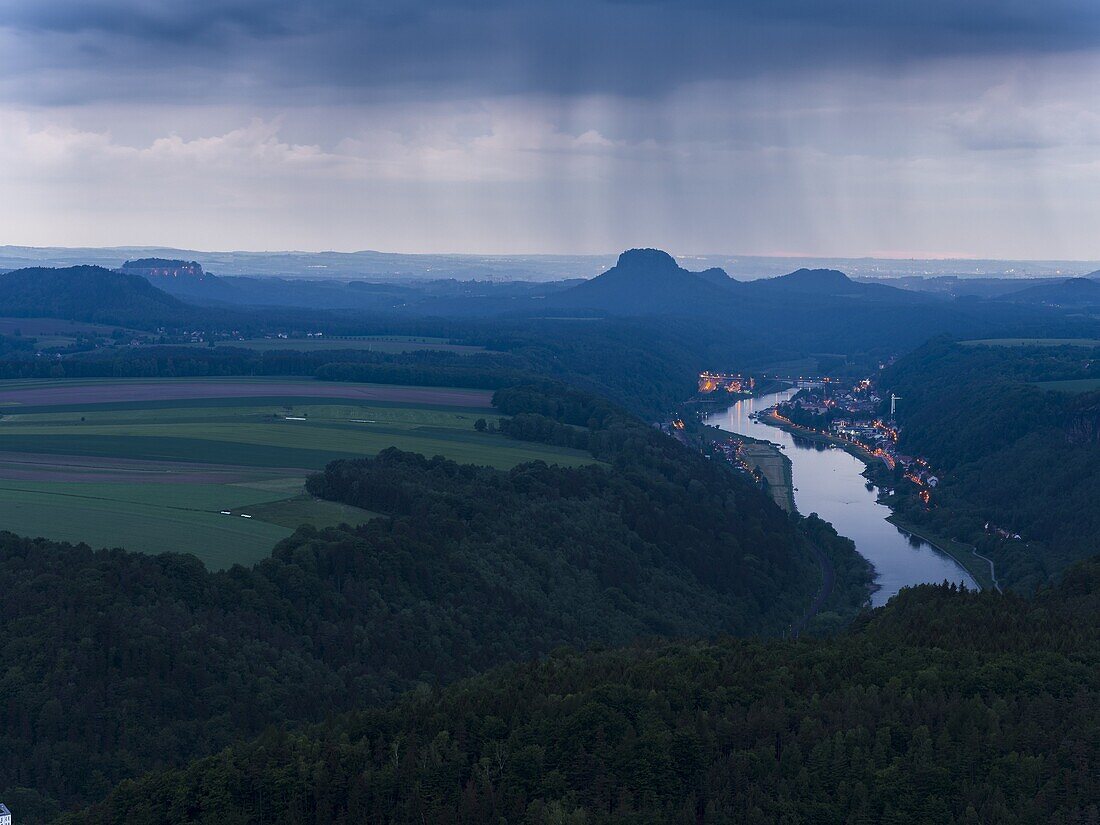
707 389 977 607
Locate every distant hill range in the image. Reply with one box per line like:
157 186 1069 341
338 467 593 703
544 249 735 315
1003 277 1100 307
538 248 1089 352
544 250 929 316
743 267 925 301
118 258 207 280
753 267 854 293
0 250 1091 353
116 257 409 311
0 265 191 328
0 245 617 282
6 244 1100 282
694 266 735 287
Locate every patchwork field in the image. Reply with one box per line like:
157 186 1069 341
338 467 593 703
0 377 592 568
0 377 492 407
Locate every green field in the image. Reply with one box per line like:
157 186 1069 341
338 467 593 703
229 496 382 531
1036 378 1100 394
962 338 1100 348
0 482 294 568
0 378 592 568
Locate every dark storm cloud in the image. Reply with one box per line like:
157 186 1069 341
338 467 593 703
4 0 1100 104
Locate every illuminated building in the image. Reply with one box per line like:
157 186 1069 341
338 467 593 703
698 372 754 394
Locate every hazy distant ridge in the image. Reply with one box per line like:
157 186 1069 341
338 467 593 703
2 245 1098 282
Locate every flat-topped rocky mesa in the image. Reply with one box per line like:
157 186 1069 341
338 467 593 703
118 257 207 279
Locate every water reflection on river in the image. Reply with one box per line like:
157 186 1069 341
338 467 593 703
707 389 977 606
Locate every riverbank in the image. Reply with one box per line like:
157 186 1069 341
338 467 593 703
699 425 796 513
712 390 978 604
693 417 867 629
761 410 996 592
687 378 790 413
741 441 797 513
762 409 883 465
885 515 1000 593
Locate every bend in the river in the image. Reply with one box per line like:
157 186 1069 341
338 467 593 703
708 389 977 607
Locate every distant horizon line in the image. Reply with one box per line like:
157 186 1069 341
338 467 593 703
2 244 1099 266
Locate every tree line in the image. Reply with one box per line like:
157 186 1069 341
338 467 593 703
881 338 1100 592
60 562 1100 824
0 382 857 821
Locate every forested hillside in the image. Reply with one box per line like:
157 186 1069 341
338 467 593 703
7 261 1100 823
0 383 858 820
540 250 1097 354
881 339 1100 591
0 315 792 421
0 266 193 328
7 257 1100 418
61 562 1100 824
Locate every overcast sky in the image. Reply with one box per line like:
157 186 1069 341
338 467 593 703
3 0 1100 257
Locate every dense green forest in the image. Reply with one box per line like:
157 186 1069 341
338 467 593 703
0 383 865 821
0 346 524 385
881 339 1100 592
0 266 194 328
60 562 1100 824
0 260 802 418
5 264 1100 822
10 257 1100 418
0 314 786 419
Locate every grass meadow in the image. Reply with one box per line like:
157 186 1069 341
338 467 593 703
0 378 591 568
